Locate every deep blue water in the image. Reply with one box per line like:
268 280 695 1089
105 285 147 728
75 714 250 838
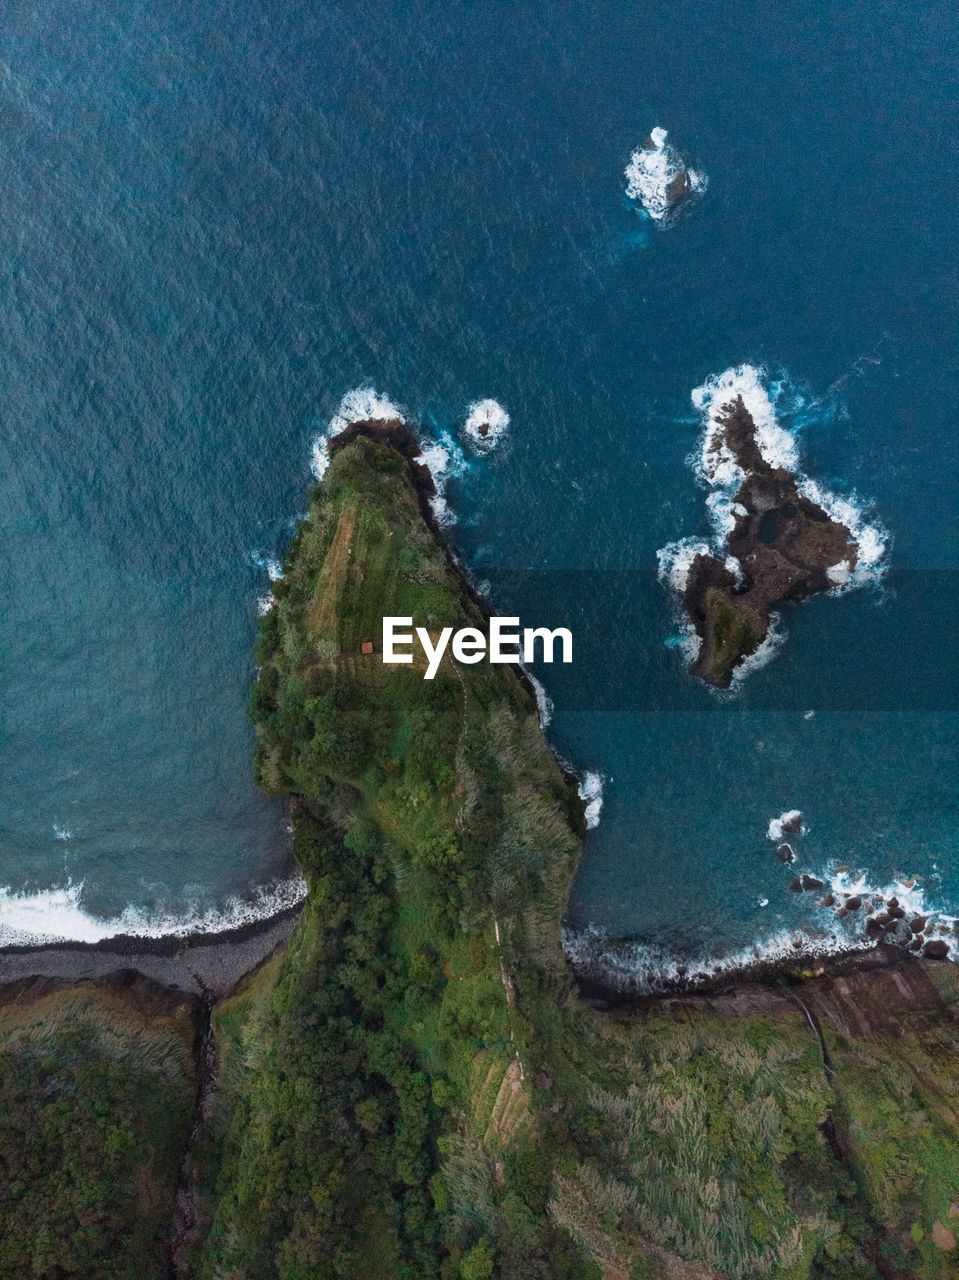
1 0 956 963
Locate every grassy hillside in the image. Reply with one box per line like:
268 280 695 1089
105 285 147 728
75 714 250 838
192 426 592 1279
4 426 958 1280
191 426 959 1280
0 976 197 1280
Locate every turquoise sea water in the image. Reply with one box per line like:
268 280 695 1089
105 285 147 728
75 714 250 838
1 1 956 972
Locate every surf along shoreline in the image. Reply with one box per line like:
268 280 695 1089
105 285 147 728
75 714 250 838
0 901 303 1000
1 422 947 1006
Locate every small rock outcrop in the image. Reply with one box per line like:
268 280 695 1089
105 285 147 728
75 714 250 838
924 940 951 960
682 398 858 687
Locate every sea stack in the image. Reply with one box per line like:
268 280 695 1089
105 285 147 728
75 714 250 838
683 397 858 687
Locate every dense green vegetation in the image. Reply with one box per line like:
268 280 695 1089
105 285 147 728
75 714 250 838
0 979 196 1279
191 429 959 1280
3 427 959 1280
192 430 594 1279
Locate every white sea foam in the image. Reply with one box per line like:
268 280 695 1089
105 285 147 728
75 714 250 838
522 666 555 727
578 772 604 830
767 809 804 841
655 536 712 594
797 476 889 591
826 559 853 585
308 386 469 527
563 858 957 993
417 430 468 527
462 398 510 452
252 552 284 615
310 430 335 481
310 385 407 481
693 363 801 480
0 873 308 946
727 614 787 688
53 826 73 841
251 553 283 582
625 128 707 224
562 918 876 993
828 868 956 931
328 386 406 435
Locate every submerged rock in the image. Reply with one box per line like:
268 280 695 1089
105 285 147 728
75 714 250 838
462 399 510 452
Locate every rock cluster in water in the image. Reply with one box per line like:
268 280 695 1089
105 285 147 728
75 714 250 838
624 127 706 223
684 396 858 687
763 808 952 962
769 815 953 961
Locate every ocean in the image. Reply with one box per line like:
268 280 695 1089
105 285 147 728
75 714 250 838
1 0 956 976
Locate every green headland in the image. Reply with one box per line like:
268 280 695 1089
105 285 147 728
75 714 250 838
2 425 959 1280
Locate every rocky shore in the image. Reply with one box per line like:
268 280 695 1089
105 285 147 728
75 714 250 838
572 934 956 1011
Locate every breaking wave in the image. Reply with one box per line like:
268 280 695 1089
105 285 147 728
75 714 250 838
565 852 956 994
252 551 284 616
462 398 510 452
309 386 407 481
578 772 604 830
417 430 469 527
522 665 555 727
563 918 874 993
310 386 468 526
625 127 707 224
767 809 805 841
0 873 308 946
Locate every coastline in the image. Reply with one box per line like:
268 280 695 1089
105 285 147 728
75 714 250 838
1 423 943 1014
0 901 302 999
570 934 926 1010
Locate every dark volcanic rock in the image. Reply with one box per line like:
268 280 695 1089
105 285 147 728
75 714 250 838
681 397 857 687
910 917 927 933
821 894 835 907
866 919 885 939
776 843 795 863
801 875 825 891
665 166 691 205
924 940 950 960
788 877 803 893
780 812 803 836
845 896 863 911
